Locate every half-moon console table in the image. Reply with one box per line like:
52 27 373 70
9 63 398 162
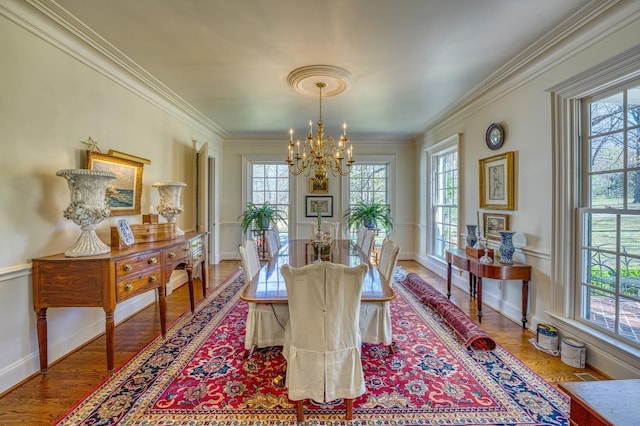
31 231 206 373
445 248 531 328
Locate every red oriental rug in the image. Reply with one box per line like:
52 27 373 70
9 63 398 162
55 268 569 425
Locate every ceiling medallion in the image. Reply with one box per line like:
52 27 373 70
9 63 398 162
287 65 353 98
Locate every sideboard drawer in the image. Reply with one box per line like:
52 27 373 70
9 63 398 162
116 267 162 301
115 251 162 278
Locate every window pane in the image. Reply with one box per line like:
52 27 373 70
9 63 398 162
590 92 624 135
590 173 624 208
590 134 624 172
619 296 640 340
627 86 640 125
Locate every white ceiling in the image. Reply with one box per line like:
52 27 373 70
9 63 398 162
54 0 589 141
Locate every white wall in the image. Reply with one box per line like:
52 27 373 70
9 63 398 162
0 6 224 393
416 9 640 378
220 139 416 261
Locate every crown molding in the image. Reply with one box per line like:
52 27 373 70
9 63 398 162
1 0 228 138
423 0 640 136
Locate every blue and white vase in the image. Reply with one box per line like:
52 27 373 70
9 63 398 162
498 231 516 264
466 225 478 248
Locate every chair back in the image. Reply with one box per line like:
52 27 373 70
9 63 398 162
282 262 368 403
355 227 367 248
239 240 261 283
271 222 283 249
265 230 280 258
377 239 400 286
360 229 375 259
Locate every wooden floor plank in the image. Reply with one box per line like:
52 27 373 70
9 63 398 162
0 260 608 424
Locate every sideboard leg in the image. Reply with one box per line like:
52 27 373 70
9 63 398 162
105 309 115 372
186 264 195 313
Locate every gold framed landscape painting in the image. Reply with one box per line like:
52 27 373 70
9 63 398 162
87 151 144 216
309 178 329 193
479 151 514 210
484 212 510 241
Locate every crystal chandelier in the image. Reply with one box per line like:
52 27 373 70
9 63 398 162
286 82 354 180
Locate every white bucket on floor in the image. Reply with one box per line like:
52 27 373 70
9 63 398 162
561 338 586 368
536 324 558 352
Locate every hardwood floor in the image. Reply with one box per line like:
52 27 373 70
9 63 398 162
0 260 608 424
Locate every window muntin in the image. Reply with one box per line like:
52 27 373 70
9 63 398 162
432 149 458 259
347 163 389 244
250 163 290 241
580 82 640 346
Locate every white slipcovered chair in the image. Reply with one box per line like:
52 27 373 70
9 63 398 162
282 262 368 421
265 230 280 258
239 240 289 353
355 227 367 248
359 239 400 351
360 229 375 259
310 221 340 239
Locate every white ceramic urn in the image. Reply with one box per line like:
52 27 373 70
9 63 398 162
153 181 187 236
56 169 116 257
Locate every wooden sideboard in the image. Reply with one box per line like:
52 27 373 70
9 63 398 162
445 248 531 328
32 231 206 373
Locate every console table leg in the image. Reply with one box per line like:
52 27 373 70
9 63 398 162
36 308 48 373
447 263 452 299
521 280 529 329
105 310 115 372
477 277 483 323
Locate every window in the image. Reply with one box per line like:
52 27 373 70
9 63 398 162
579 82 640 346
431 147 458 260
347 163 390 244
250 162 290 242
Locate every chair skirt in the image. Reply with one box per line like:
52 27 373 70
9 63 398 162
245 303 289 350
359 301 392 346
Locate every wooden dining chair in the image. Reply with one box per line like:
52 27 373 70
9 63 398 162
360 239 400 352
239 240 289 354
281 262 368 421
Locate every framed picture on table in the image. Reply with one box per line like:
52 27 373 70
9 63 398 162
479 151 514 210
483 213 510 241
306 196 333 217
87 151 144 216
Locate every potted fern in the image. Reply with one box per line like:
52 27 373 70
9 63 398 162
238 202 285 233
344 201 393 232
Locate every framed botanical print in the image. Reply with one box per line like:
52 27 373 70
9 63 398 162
87 151 144 216
306 196 333 217
479 151 515 210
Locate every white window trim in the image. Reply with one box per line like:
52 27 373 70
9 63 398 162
241 154 296 237
548 45 640 377
341 154 397 233
427 134 460 264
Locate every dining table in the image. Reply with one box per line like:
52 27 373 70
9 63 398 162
239 239 395 304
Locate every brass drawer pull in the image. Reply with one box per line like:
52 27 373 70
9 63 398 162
168 251 176 258
148 257 158 264
125 283 134 291
149 274 158 283
124 264 133 271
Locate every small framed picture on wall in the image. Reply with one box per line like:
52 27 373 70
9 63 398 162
483 212 510 241
309 178 329 193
